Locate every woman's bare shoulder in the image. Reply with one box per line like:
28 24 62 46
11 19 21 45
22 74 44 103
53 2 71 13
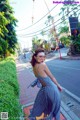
34 62 46 70
39 62 47 68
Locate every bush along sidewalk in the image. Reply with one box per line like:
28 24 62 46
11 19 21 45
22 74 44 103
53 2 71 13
0 57 22 120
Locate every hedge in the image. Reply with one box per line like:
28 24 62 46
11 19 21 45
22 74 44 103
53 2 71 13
0 57 22 120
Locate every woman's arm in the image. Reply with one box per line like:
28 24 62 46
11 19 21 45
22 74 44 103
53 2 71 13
43 63 62 91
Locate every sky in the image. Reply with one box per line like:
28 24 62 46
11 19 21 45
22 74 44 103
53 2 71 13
10 0 63 49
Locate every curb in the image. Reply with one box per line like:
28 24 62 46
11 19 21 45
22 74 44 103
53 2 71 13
63 88 80 103
61 87 80 120
61 56 80 60
61 101 80 120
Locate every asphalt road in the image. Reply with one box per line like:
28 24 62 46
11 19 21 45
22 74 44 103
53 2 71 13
46 59 80 98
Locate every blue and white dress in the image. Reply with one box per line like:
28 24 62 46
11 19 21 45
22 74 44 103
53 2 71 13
28 75 61 120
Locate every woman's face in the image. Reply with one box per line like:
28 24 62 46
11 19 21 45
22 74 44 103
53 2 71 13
35 52 46 63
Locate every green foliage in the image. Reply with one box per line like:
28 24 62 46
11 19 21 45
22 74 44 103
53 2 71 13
0 37 8 57
0 12 9 36
0 57 22 119
60 36 71 47
59 26 69 34
59 1 80 25
0 0 18 58
0 60 19 95
0 82 21 120
40 30 46 36
32 36 41 51
71 34 80 53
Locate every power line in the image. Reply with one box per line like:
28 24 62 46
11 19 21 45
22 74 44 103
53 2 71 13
43 0 51 15
18 7 79 37
17 13 60 36
16 1 62 32
17 8 80 38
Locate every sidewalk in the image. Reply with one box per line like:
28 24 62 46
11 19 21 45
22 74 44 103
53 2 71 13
16 59 66 120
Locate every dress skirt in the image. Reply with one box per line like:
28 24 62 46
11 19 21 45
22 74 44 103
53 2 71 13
28 76 61 120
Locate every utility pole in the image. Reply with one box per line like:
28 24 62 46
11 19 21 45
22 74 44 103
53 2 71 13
43 0 62 59
32 0 35 24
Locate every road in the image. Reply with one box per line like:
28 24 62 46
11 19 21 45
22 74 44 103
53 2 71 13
46 59 80 98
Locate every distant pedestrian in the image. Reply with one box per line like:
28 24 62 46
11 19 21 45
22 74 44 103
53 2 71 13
29 48 62 120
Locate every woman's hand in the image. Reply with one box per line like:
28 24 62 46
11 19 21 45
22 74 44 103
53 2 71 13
57 84 63 92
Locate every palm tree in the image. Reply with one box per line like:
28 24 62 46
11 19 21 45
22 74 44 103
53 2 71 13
59 0 80 25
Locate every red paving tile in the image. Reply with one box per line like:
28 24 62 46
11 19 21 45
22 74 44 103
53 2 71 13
23 105 66 120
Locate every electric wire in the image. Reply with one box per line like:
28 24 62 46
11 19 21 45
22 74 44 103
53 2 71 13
16 0 63 31
17 6 80 37
17 8 80 38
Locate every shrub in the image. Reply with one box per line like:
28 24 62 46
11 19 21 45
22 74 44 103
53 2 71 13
0 57 22 120
0 58 19 96
0 82 21 120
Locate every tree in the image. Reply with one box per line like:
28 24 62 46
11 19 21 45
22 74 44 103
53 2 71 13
0 12 9 57
59 0 80 25
59 26 69 34
40 30 46 39
0 0 18 57
32 36 39 51
60 36 71 47
0 12 9 36
45 15 54 39
59 0 80 55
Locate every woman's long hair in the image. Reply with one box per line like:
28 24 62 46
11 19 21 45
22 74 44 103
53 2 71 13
30 48 45 67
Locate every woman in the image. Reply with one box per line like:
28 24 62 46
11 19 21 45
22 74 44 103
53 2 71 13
29 48 62 120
